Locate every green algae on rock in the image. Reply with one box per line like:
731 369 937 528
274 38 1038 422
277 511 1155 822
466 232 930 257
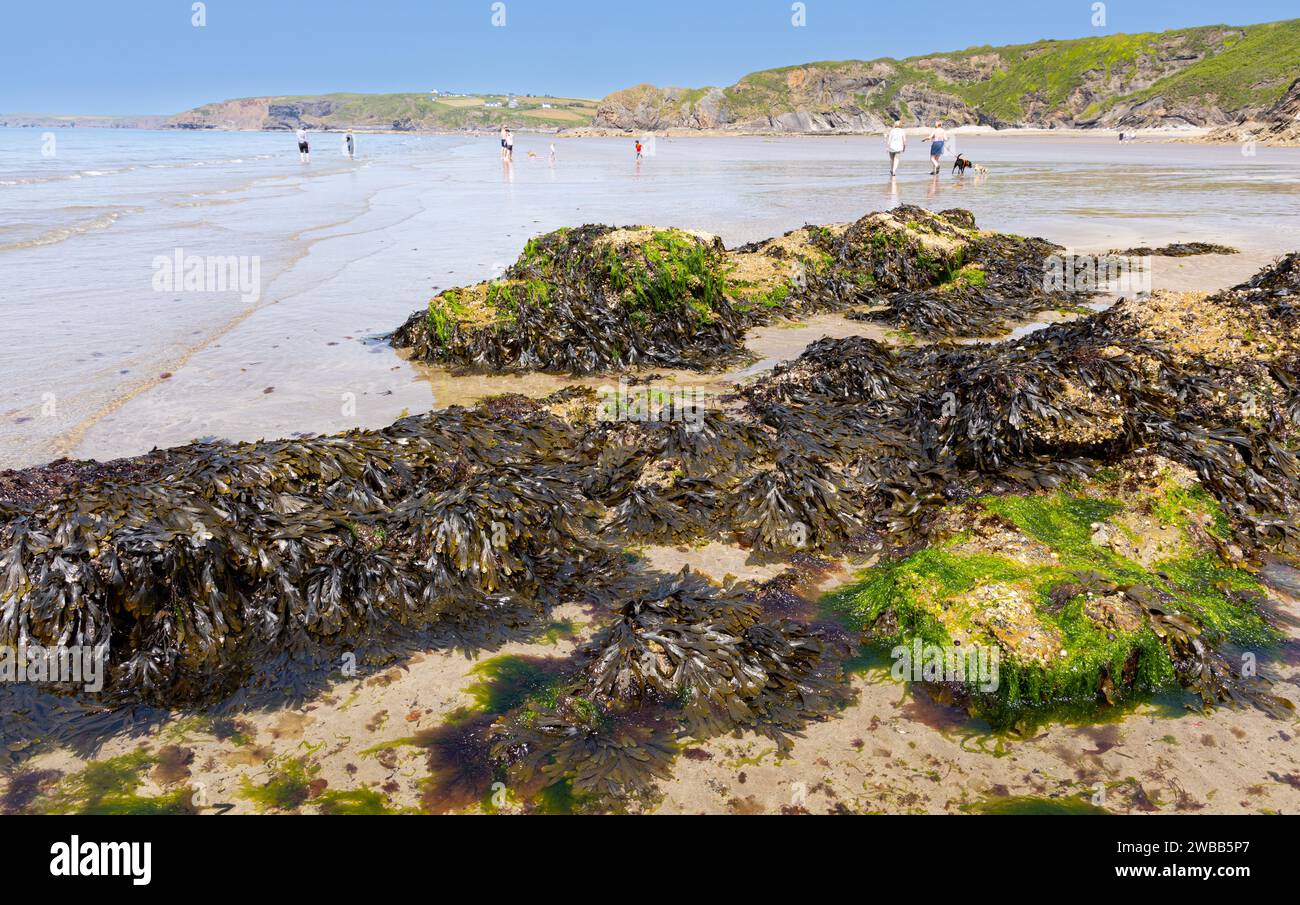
826 456 1292 728
394 225 749 374
391 206 1093 372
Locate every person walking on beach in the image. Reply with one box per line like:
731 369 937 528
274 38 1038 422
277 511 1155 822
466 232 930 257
548 142 557 166
504 128 515 163
296 127 311 163
344 130 355 160
926 121 947 175
635 139 643 160
886 120 907 177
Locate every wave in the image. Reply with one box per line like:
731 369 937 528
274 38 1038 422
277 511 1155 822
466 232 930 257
0 154 278 188
0 207 141 252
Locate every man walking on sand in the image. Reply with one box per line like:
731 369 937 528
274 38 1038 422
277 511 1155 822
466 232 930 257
926 121 947 176
344 130 355 160
504 128 515 163
296 127 311 163
886 120 907 177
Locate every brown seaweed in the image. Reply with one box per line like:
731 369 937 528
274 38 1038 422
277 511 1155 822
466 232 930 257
487 568 851 800
3 218 1298 765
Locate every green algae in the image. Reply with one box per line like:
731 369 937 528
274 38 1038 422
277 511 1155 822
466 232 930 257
825 477 1280 727
969 794 1110 815
316 788 409 815
463 655 568 716
534 618 581 646
39 751 197 815
984 490 1274 646
239 757 319 813
613 230 729 325
530 778 608 814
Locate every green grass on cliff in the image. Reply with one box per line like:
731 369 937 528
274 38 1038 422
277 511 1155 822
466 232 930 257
1116 19 1300 112
178 92 598 131
608 18 1299 127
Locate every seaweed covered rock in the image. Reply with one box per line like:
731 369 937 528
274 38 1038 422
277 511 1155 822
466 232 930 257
1112 242 1239 257
827 456 1294 727
1234 251 1300 298
392 205 1097 374
488 568 850 800
0 405 614 706
849 230 1098 340
394 225 749 374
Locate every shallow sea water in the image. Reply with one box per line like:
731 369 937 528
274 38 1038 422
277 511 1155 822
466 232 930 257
1 127 1298 468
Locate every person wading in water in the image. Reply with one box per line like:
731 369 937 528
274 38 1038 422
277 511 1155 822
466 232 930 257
926 121 948 176
886 120 907 178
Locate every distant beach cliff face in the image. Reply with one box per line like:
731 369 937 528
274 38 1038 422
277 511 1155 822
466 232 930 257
163 93 600 132
593 19 1300 134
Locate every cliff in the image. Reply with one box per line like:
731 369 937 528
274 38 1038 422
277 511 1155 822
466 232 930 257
594 19 1300 134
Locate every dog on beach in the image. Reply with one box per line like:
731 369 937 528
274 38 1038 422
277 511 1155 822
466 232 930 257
952 154 986 176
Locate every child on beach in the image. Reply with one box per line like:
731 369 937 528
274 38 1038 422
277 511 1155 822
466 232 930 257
296 128 311 163
926 121 947 175
635 140 643 160
344 130 355 160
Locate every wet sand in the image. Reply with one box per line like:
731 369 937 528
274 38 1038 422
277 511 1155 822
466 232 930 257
4 130 1299 469
5 540 1295 816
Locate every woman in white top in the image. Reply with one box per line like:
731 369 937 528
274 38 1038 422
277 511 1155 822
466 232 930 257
886 121 907 177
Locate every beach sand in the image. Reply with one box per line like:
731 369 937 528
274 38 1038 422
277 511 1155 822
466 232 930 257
6 541 1295 816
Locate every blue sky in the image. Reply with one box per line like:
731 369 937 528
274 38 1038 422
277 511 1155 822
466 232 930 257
6 0 1297 114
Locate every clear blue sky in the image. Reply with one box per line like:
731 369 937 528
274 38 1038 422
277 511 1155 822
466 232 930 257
6 0 1296 114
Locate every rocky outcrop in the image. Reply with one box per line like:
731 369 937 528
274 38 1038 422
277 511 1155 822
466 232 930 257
1203 77 1300 147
